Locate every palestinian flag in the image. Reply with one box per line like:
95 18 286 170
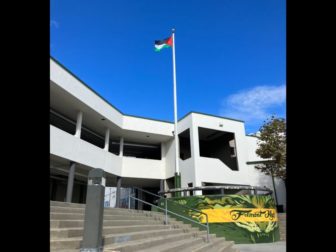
154 36 173 52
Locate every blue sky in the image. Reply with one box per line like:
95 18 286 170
50 0 286 134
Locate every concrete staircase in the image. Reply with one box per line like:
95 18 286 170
50 201 239 252
278 213 286 241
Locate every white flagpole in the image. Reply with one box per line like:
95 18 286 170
171 28 180 179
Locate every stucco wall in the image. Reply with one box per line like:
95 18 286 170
51 125 167 180
50 60 123 126
51 58 173 137
164 139 175 178
244 135 286 210
245 135 264 162
122 156 165 179
50 125 122 175
190 113 250 187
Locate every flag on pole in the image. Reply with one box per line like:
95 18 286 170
154 36 173 52
154 30 181 192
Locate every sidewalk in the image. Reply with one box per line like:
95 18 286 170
235 241 286 252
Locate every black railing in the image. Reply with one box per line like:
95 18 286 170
158 185 273 196
127 187 210 242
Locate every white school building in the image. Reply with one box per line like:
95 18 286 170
50 57 286 211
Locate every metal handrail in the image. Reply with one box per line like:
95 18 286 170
128 195 210 242
131 187 209 242
159 185 273 195
133 186 208 219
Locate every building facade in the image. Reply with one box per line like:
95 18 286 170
50 57 286 211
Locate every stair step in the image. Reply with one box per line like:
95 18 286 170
225 248 240 252
136 236 205 252
103 231 209 252
50 201 239 252
50 212 163 221
103 228 195 247
186 238 230 252
50 201 85 208
50 206 85 213
50 206 165 216
51 219 166 228
51 227 83 238
195 241 234 252
50 249 79 252
51 227 208 250
215 241 235 252
50 229 192 249
51 224 174 238
50 237 82 250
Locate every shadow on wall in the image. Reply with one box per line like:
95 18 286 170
256 173 286 212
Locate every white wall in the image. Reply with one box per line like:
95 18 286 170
180 158 195 188
184 114 286 210
245 165 286 210
176 115 196 187
196 157 248 186
51 59 174 137
245 136 264 162
164 139 175 178
51 125 166 180
244 135 286 210
122 156 165 179
50 125 122 175
123 116 173 136
190 113 250 187
50 60 123 126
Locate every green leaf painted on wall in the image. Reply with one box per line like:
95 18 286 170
155 194 280 243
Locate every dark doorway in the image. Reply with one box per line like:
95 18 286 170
198 127 239 171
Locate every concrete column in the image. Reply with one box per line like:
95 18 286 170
104 128 110 151
115 176 122 208
119 137 124 156
194 183 203 196
194 190 203 196
161 142 166 162
65 162 76 202
190 124 200 194
164 180 172 198
220 188 225 195
160 179 166 198
80 168 105 252
75 111 83 138
137 189 143 210
160 179 165 193
109 188 112 207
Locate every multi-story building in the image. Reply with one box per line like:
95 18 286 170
50 57 286 211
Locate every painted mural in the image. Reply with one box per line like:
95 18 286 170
155 194 280 244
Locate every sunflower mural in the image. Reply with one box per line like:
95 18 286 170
156 195 280 244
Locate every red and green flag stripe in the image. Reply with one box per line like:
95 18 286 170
154 36 173 52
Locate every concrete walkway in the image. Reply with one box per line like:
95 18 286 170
235 241 286 252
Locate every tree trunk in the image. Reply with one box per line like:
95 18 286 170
271 168 278 207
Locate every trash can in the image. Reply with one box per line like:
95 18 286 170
277 205 284 213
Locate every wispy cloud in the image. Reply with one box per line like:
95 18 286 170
50 20 59 28
219 85 286 131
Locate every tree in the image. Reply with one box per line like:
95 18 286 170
255 116 286 206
